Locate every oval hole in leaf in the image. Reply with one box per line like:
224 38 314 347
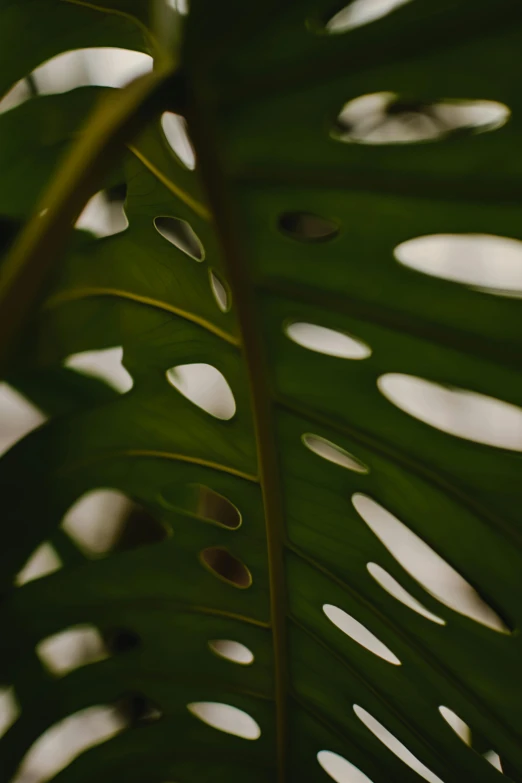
278 211 339 242
438 706 471 745
394 234 522 295
0 688 20 740
332 92 509 145
154 216 204 260
303 434 369 474
161 483 241 529
378 373 522 452
61 489 134 556
324 0 412 33
367 563 445 625
353 494 508 632
187 702 260 739
286 322 371 359
75 190 128 238
208 640 254 665
210 269 231 312
200 547 252 588
161 112 196 169
36 625 108 677
105 628 141 655
15 542 62 586
64 347 133 393
323 604 401 665
196 486 241 528
11 706 126 783
166 364 236 420
353 705 444 783
317 750 375 783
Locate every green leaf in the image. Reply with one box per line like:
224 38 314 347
1 1 522 782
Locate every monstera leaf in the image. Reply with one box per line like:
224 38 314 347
0 1 521 782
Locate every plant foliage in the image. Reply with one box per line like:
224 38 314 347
0 1 521 782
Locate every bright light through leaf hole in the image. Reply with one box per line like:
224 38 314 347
209 640 254 665
36 626 108 677
438 706 471 744
324 0 412 33
166 364 236 420
75 190 128 238
353 494 507 632
187 703 260 739
61 489 134 556
333 92 509 145
210 269 230 311
0 49 152 113
11 706 126 783
367 563 445 625
154 216 204 260
286 322 371 359
161 112 195 169
354 705 444 783
317 750 375 783
0 688 20 740
395 234 522 296
303 434 369 474
323 604 401 665
379 373 522 452
64 347 133 393
15 543 61 586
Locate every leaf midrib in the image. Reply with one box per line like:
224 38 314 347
186 85 289 782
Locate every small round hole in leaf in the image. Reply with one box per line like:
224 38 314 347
286 322 371 359
166 363 236 420
278 211 339 242
210 269 231 312
200 547 252 588
303 434 369 474
154 216 204 260
208 640 254 665
187 702 260 739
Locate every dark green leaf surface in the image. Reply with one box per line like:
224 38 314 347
1 1 521 782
